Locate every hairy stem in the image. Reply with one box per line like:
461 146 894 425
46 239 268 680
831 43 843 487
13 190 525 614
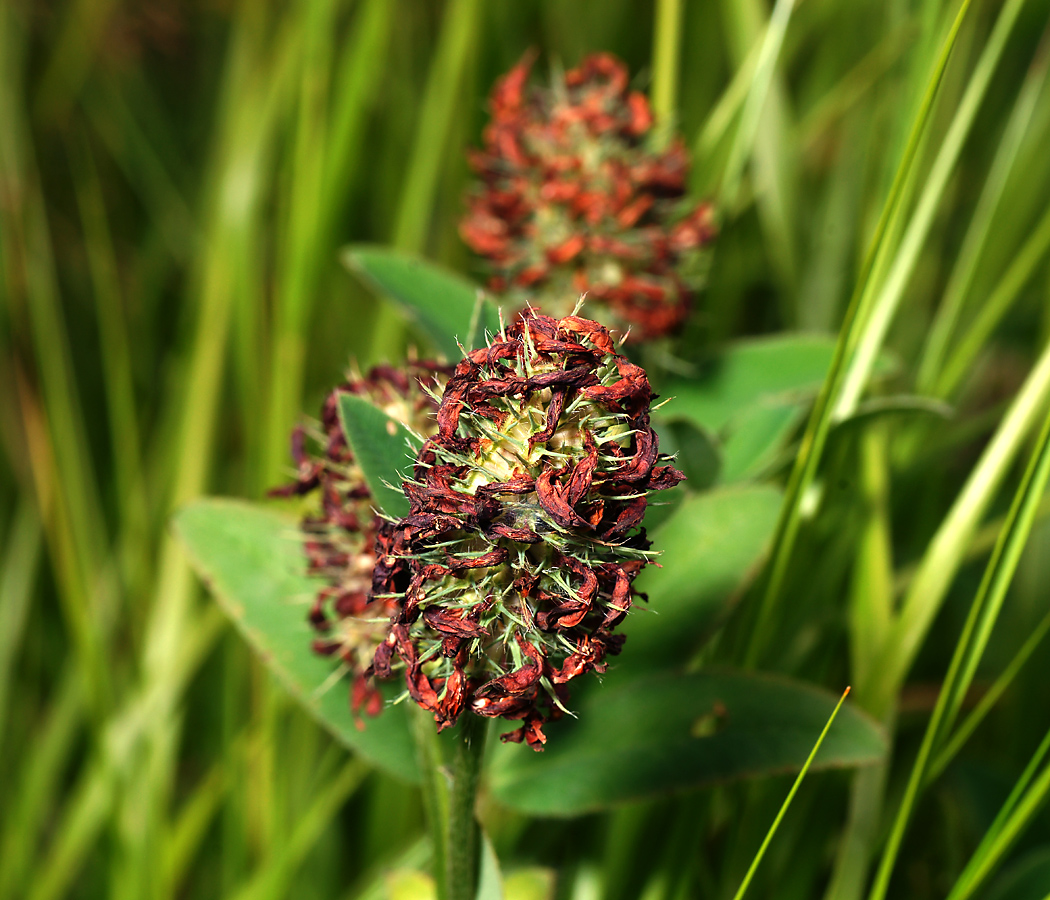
412 707 450 900
447 714 488 900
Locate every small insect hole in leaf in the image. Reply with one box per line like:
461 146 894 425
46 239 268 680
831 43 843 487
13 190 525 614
691 700 729 738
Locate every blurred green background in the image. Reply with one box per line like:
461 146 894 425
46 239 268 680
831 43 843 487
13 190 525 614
4 0 1050 897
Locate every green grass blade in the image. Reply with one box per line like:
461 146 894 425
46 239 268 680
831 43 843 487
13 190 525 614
370 0 481 360
744 0 975 666
868 404 1050 900
876 340 1050 713
228 757 367 900
694 33 761 175
946 727 1050 900
730 687 852 900
719 0 796 210
835 0 1027 417
937 204 1050 398
938 412 1050 737
928 605 1050 781
24 760 114 900
917 24 1050 394
261 0 338 488
651 0 684 140
0 503 41 745
67 135 151 596
0 669 82 900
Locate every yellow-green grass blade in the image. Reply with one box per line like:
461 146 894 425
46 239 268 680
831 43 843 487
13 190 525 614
0 502 41 747
730 688 852 900
744 0 976 668
868 404 1050 900
928 606 1050 782
917 23 1050 394
651 0 684 140
260 0 338 489
834 0 1029 418
370 0 481 361
946 726 1050 900
875 340 1050 715
937 203 1050 398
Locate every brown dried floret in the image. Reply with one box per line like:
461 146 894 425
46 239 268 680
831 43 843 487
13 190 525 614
372 313 684 748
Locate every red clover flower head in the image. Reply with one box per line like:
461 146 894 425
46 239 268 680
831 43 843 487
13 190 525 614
461 52 716 342
272 362 448 719
371 312 684 749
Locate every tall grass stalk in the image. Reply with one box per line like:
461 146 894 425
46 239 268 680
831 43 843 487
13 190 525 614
869 405 1050 900
744 0 975 668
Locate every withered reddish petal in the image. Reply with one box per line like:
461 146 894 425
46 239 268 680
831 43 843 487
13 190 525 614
423 607 487 639
559 316 617 355
529 387 567 447
536 468 589 529
647 465 687 491
546 234 586 265
565 433 599 505
602 495 647 541
626 91 653 135
475 694 536 719
526 364 597 391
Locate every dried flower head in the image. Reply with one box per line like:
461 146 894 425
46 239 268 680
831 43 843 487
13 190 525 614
271 362 448 719
371 312 684 749
461 52 716 342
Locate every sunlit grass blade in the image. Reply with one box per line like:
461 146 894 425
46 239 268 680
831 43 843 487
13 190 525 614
717 0 798 301
693 34 761 179
936 204 1050 398
370 0 480 361
875 340 1050 714
261 0 337 488
834 0 1027 417
730 687 851 900
651 0 683 138
917 23 1050 394
744 0 975 667
718 0 796 211
868 404 1050 900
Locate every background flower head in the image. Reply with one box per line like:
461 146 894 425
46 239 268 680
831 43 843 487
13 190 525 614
461 52 715 342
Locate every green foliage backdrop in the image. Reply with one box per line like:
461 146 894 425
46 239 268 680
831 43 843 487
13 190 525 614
3 0 1050 898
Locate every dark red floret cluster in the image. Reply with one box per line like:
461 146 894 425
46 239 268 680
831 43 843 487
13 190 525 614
371 313 684 748
461 52 715 342
271 362 448 719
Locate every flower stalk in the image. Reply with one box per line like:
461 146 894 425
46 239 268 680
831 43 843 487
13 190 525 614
446 714 488 900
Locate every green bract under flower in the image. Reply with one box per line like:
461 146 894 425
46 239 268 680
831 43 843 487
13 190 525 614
371 313 684 748
272 362 447 718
